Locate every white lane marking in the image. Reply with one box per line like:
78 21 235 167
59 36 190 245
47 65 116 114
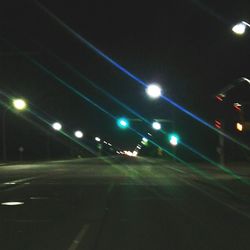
1 201 24 206
0 175 48 192
1 177 37 187
1 175 49 187
67 224 89 250
4 182 16 185
30 196 49 200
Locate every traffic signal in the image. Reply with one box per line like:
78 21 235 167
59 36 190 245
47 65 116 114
214 120 222 129
215 94 225 102
141 137 149 146
116 117 130 129
233 103 242 111
236 122 243 132
168 133 180 146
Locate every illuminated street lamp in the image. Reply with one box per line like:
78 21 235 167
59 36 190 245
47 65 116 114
236 122 243 132
74 130 83 138
52 122 62 131
95 137 101 142
2 98 28 162
12 98 27 111
152 121 161 130
95 137 102 156
146 83 162 99
232 21 250 35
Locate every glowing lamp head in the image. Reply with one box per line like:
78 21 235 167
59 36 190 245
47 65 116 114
233 103 242 111
236 122 243 132
12 99 27 111
232 22 247 35
141 137 149 146
152 121 161 130
216 94 226 102
95 137 101 142
74 130 83 138
146 84 162 99
52 122 62 131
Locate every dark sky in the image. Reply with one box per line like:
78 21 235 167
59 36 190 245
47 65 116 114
0 0 250 160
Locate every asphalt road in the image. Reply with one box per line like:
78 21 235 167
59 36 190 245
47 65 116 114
0 157 250 250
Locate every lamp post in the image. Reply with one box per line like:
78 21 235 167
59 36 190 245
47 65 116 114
232 21 250 35
2 98 27 162
152 121 162 130
146 83 162 99
74 130 83 139
52 122 62 131
216 77 250 100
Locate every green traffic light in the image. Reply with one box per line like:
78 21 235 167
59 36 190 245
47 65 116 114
168 133 180 146
117 117 130 129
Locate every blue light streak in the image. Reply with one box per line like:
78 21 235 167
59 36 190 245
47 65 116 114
32 45 247 182
34 1 249 151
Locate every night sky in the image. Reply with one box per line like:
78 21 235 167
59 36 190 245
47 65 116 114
0 0 250 161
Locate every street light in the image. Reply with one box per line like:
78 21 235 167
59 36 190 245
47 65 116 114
215 77 250 100
232 21 250 35
2 98 28 162
152 121 161 130
233 103 242 111
52 122 62 131
146 83 162 99
12 98 27 111
74 130 83 138
95 136 101 142
236 122 243 132
241 77 250 84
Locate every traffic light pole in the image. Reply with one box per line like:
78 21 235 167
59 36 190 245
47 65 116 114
218 129 225 165
215 118 225 165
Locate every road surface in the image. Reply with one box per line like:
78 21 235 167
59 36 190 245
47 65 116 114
0 157 250 250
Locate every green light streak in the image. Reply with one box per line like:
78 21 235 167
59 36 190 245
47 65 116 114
2 95 248 206
38 48 249 183
2 40 248 187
